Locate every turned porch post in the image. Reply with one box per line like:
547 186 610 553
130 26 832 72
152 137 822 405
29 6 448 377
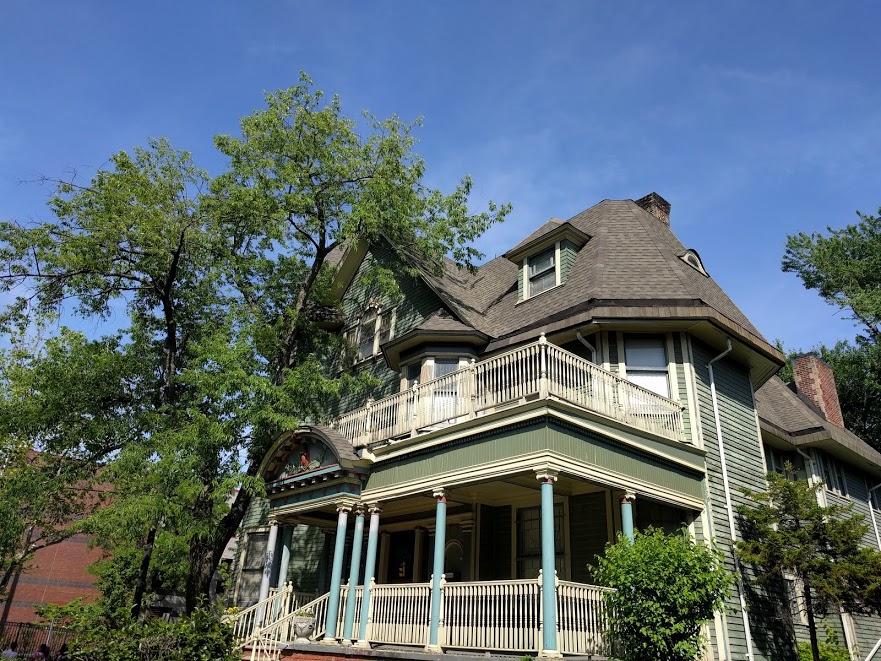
321 504 351 644
537 470 561 658
356 505 382 648
620 492 636 542
256 518 280 622
426 488 447 652
342 506 366 642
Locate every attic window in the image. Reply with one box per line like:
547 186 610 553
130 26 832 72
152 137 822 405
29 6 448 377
344 307 395 361
680 249 708 276
528 247 557 297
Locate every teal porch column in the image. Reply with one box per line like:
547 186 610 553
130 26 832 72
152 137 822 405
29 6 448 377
620 492 636 542
425 488 447 652
356 505 382 648
320 504 351 644
342 507 366 643
537 470 561 658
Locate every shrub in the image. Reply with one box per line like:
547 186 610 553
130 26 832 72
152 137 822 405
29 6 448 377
593 527 734 661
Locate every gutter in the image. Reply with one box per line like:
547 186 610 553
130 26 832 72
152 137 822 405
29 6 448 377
708 338 755 661
576 332 597 363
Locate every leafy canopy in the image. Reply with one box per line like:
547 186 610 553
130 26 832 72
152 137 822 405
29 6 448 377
736 465 881 661
593 527 734 661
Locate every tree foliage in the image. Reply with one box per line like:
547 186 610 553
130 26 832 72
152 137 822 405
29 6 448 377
0 72 508 613
593 527 734 661
736 466 881 661
782 207 881 450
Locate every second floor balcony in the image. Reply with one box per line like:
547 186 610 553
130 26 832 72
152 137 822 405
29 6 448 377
332 337 687 447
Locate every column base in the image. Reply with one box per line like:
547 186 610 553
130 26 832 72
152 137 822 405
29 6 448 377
539 650 563 658
424 644 443 653
353 640 371 649
319 637 340 646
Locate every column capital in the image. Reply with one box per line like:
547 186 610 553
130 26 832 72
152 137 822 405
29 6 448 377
336 503 353 514
534 468 559 483
620 491 636 503
268 516 280 526
432 487 446 501
365 503 382 515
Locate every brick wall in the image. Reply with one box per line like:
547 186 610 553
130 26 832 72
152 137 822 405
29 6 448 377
1 534 102 623
793 353 845 428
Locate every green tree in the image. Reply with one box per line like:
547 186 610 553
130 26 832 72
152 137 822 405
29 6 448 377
0 73 508 611
593 527 734 661
783 207 881 449
736 465 881 661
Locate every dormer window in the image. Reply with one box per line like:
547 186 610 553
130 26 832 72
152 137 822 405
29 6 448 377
528 247 557 297
680 249 708 276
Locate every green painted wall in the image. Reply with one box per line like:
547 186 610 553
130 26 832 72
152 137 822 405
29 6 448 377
517 262 525 301
560 239 578 284
569 492 607 583
479 504 512 580
692 339 792 661
338 242 447 412
673 334 693 443
366 419 704 500
243 495 270 528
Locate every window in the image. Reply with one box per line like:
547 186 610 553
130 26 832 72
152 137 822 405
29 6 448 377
624 336 670 398
527 247 557 297
346 308 395 362
817 453 848 497
783 572 808 625
517 502 564 579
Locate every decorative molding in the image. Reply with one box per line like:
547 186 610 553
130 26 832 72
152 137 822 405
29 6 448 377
534 468 559 483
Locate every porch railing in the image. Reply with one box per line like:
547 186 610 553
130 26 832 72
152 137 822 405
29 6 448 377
333 338 686 446
235 577 612 656
557 579 614 656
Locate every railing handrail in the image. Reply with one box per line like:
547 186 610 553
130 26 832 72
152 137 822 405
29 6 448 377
238 591 330 656
333 339 686 446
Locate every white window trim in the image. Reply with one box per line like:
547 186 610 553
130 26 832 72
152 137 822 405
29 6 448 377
345 306 396 364
520 241 562 302
816 452 849 498
621 334 672 400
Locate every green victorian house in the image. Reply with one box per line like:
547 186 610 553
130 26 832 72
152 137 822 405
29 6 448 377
229 194 881 661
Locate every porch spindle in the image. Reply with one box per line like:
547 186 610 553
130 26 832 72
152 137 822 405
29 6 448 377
321 504 351 644
356 505 381 648
256 519 280 623
620 492 636 542
426 488 447 652
537 470 561 658
342 507 366 642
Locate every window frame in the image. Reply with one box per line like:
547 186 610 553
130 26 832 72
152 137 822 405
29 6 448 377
816 453 849 497
345 306 396 363
522 242 562 300
622 335 671 399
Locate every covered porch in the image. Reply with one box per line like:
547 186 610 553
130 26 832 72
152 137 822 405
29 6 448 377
233 462 702 659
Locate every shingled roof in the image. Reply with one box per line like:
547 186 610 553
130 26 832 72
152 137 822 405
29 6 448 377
425 198 777 355
755 376 881 474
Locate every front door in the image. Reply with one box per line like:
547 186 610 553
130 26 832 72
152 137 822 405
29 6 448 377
386 530 415 583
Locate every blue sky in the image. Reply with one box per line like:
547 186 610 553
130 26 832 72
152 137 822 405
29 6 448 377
2 1 879 351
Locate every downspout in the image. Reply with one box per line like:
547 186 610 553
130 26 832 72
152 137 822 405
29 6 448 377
708 338 755 661
868 483 881 551
576 332 597 363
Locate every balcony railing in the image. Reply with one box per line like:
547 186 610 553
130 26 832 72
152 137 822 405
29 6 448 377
332 337 687 446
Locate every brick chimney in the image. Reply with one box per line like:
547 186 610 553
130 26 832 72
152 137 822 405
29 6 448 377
635 192 671 225
792 353 845 428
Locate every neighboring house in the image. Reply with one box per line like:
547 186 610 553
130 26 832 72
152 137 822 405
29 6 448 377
231 193 881 660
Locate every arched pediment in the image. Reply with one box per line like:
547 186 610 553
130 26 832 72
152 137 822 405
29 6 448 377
260 424 361 482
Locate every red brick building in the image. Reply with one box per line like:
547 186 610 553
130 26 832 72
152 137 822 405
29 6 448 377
0 533 103 624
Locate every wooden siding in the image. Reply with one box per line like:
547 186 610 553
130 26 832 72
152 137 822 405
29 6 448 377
568 492 607 583
517 262 525 301
365 419 704 500
479 504 512 580
283 524 325 593
243 495 270 528
560 239 578 284
672 334 693 443
692 339 783 661
338 243 447 413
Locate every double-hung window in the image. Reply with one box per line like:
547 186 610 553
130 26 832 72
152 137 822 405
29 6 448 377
347 307 395 362
624 336 670 399
817 453 848 497
527 248 557 297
